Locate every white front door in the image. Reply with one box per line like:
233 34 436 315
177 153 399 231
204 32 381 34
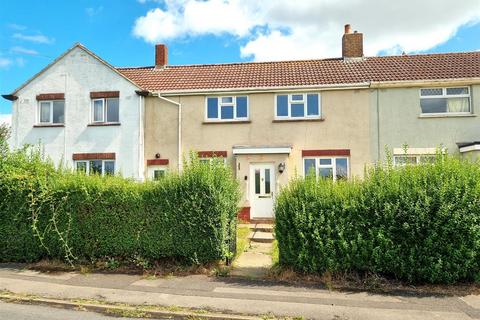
250 163 275 218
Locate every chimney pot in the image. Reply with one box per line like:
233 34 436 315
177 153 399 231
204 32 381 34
155 44 168 68
344 24 352 34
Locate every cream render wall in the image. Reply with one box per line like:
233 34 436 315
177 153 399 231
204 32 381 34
144 89 373 205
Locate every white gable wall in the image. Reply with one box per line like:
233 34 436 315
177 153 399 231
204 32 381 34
11 46 144 179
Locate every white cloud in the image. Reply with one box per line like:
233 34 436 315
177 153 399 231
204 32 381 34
0 57 12 68
13 33 54 44
133 0 480 61
8 23 27 31
10 46 38 56
0 114 12 126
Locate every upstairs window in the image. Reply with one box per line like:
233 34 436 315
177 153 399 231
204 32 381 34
92 98 119 123
420 87 470 114
276 93 320 119
38 100 65 124
206 96 248 121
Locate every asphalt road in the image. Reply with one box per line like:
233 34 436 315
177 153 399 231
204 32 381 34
0 301 151 320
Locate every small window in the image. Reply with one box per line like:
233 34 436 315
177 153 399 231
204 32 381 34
303 157 349 181
38 100 65 124
420 87 470 114
153 169 166 180
92 98 119 123
199 157 227 165
75 160 115 176
393 154 436 166
276 93 320 119
206 96 248 121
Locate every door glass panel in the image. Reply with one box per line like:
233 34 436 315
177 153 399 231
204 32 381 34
335 158 348 180
319 167 333 179
89 160 103 175
265 168 271 194
40 102 50 123
255 169 260 194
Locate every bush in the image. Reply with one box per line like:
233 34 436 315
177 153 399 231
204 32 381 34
0 149 240 265
275 155 480 283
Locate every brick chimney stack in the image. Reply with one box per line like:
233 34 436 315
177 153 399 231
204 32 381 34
155 44 168 68
342 24 363 59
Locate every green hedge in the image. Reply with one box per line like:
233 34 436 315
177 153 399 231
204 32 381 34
275 155 480 283
0 148 240 264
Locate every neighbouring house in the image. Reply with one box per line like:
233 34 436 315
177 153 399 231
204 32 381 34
4 24 480 221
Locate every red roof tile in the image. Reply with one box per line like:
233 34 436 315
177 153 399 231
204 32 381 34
117 52 480 92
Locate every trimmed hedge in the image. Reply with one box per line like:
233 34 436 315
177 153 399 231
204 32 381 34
275 155 480 283
0 148 240 264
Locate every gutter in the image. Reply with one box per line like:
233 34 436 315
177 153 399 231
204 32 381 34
153 94 183 171
1 94 18 101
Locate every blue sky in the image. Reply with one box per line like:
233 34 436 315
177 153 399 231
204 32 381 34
1 0 479 118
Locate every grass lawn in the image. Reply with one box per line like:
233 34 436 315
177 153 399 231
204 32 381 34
235 225 251 261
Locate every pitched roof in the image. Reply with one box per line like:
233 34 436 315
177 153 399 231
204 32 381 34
117 51 480 92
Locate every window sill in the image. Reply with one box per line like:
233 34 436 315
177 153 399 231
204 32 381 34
33 124 65 128
418 113 476 119
87 122 121 127
273 118 324 123
203 120 251 124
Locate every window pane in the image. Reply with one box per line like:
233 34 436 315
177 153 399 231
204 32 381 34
420 98 447 113
421 88 443 96
153 170 165 180
106 98 119 122
447 97 470 112
104 161 115 175
335 158 348 180
419 155 435 164
52 101 64 123
255 169 261 194
319 158 332 165
90 160 103 175
207 97 218 119
307 94 319 116
93 100 104 122
319 167 333 179
394 156 417 166
199 159 210 164
236 96 248 118
291 94 304 101
76 161 87 173
40 102 50 123
265 168 271 194
221 96 233 104
221 105 234 119
276 95 288 117
304 159 316 176
291 103 304 117
446 87 468 95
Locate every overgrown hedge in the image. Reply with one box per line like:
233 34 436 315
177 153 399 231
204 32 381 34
0 147 240 265
275 155 480 283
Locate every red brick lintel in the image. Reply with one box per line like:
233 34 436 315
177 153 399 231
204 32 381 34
90 91 120 99
197 151 227 158
36 93 65 101
72 153 116 160
147 159 169 166
302 149 350 157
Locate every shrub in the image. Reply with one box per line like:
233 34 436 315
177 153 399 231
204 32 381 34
275 155 480 283
0 149 240 265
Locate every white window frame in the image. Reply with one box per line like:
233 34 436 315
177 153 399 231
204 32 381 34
205 96 249 122
419 86 471 116
199 157 227 165
393 154 436 166
303 156 349 181
38 100 65 124
75 160 115 176
274 93 321 120
91 97 120 123
147 165 168 181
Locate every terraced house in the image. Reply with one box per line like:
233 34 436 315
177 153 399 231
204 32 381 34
4 25 480 220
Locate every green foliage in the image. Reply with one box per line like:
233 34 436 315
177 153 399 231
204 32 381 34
0 149 240 265
275 154 480 283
